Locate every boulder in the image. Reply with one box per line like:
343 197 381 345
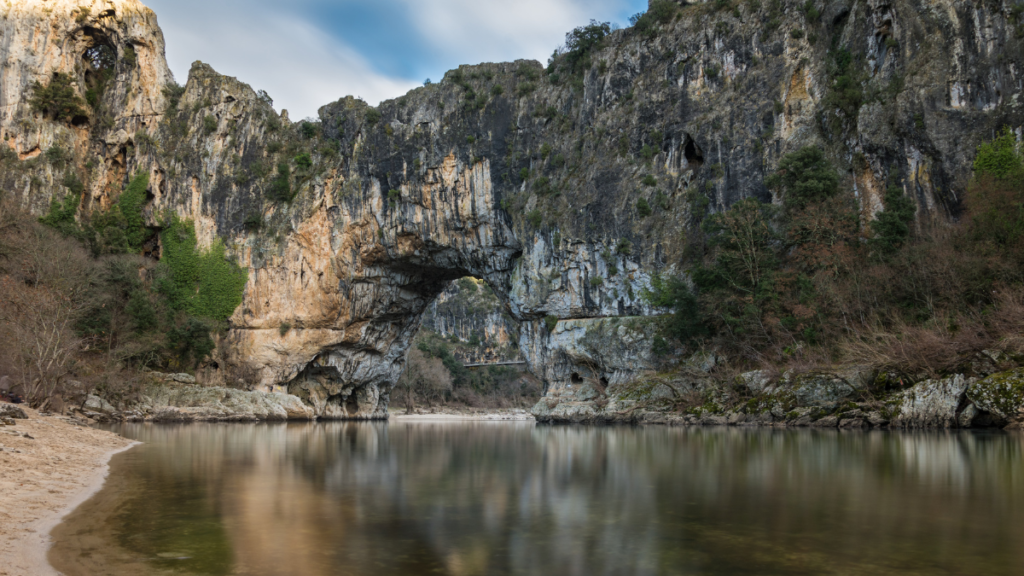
791 372 857 409
84 395 117 415
966 368 1024 421
890 375 970 429
0 404 27 420
737 370 774 395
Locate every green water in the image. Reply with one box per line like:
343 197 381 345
50 423 1024 576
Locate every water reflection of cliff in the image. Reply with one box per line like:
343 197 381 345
56 424 1024 576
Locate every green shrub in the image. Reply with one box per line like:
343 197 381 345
294 152 312 169
491 84 504 96
637 198 652 217
973 128 1024 181
544 314 559 333
630 1 678 39
871 184 916 256
822 48 864 130
527 210 543 228
45 146 68 167
366 109 382 125
516 83 536 97
642 174 657 187
156 217 248 322
519 167 529 181
122 45 137 67
203 115 218 135
118 172 151 252
540 143 552 159
803 0 820 21
654 191 670 211
534 176 552 195
279 322 292 337
268 162 292 203
162 82 186 112
126 290 158 333
560 20 611 74
29 73 87 123
646 274 709 347
243 212 263 232
765 146 839 211
791 29 805 39
299 121 320 139
652 336 670 356
62 172 85 195
39 193 82 238
617 237 633 255
167 317 216 368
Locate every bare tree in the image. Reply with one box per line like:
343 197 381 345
397 348 453 410
0 209 98 409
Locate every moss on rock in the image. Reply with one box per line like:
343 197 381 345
967 368 1024 420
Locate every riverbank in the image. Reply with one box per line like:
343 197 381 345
0 406 135 576
393 408 534 421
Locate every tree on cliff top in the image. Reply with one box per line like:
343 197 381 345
558 20 612 75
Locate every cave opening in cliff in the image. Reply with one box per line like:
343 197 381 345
683 135 704 170
80 28 117 115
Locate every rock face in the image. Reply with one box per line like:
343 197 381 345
967 369 1024 422
889 375 970 429
420 278 522 364
3 0 1024 418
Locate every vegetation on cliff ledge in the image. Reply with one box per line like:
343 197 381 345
648 131 1024 380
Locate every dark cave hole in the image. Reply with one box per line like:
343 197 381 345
683 136 704 169
345 394 360 416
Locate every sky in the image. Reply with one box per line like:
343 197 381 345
141 0 650 119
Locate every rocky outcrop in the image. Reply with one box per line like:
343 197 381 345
889 375 971 429
79 382 316 422
4 0 1024 419
0 404 28 420
534 367 1024 430
967 368 1024 422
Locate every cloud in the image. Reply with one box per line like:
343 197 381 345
141 0 648 118
398 0 632 68
144 0 419 118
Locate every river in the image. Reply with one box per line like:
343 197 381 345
49 422 1024 575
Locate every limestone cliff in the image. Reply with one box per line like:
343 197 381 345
2 0 1023 419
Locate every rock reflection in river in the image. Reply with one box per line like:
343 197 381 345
50 424 1024 576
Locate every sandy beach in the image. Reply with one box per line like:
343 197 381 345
0 407 135 576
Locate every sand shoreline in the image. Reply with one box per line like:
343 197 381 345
0 407 136 576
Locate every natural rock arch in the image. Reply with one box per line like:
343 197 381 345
217 155 523 419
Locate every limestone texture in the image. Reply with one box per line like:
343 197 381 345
890 375 970 429
3 0 1024 419
967 368 1024 422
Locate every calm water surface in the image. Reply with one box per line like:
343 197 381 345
50 423 1024 576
